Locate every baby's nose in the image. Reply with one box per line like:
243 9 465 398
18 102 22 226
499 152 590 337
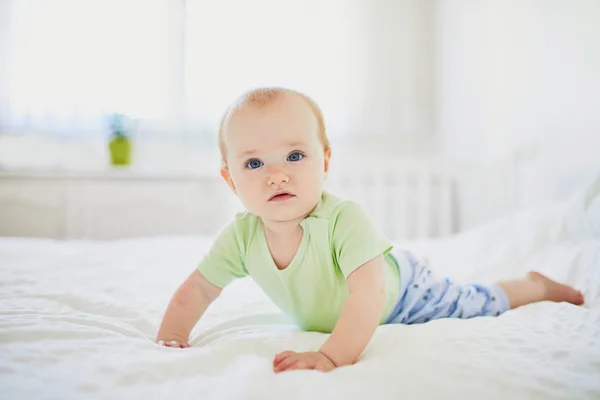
267 170 289 185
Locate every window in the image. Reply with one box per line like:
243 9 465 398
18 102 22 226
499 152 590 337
1 0 432 140
4 0 176 136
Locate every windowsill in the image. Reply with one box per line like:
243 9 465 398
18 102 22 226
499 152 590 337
0 134 221 176
0 166 221 180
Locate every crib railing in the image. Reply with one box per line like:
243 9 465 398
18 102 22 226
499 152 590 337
325 159 456 241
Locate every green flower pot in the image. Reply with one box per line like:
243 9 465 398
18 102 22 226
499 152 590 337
109 136 132 166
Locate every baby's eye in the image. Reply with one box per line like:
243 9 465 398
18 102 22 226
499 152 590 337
246 159 264 169
287 152 304 162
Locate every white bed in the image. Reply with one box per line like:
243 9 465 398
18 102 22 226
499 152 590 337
1 176 599 400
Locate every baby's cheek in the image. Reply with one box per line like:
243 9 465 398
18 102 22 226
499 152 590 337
236 186 264 212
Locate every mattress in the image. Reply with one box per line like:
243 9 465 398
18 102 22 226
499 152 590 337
1 176 600 399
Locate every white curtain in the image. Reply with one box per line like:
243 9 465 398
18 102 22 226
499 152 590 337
1 0 433 140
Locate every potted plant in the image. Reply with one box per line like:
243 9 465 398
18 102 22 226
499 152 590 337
108 113 133 166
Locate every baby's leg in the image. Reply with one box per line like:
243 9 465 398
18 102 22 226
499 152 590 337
385 251 585 325
498 271 584 309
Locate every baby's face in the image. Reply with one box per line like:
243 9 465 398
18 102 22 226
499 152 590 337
221 95 330 224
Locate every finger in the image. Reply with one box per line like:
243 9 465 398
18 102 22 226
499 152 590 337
274 357 299 373
181 342 191 348
273 354 289 368
274 356 297 372
273 351 296 366
276 360 298 373
273 354 298 367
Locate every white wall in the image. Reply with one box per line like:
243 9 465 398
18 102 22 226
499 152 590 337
360 0 434 139
435 0 600 208
0 0 11 122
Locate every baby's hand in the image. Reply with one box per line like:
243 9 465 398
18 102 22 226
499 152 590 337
156 339 190 348
273 351 336 373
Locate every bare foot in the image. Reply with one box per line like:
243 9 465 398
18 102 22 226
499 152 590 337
527 271 585 305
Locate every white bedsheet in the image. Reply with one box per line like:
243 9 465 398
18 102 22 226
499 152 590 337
1 176 600 400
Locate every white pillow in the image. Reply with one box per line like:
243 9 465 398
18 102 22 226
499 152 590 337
560 172 600 239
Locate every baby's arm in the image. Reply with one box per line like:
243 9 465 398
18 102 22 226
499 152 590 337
156 269 222 347
274 255 386 371
319 255 386 365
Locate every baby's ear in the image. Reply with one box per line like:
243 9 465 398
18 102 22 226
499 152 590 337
220 168 237 194
323 149 332 178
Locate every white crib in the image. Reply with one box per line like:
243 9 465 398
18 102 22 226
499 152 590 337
325 160 454 241
326 152 526 241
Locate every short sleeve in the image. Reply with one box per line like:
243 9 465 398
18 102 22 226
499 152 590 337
331 202 393 278
197 219 248 288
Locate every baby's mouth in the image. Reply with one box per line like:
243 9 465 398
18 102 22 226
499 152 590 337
269 191 295 201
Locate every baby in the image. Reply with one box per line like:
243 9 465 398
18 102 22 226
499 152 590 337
156 87 584 373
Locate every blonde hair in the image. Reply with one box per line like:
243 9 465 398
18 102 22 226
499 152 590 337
218 87 331 169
